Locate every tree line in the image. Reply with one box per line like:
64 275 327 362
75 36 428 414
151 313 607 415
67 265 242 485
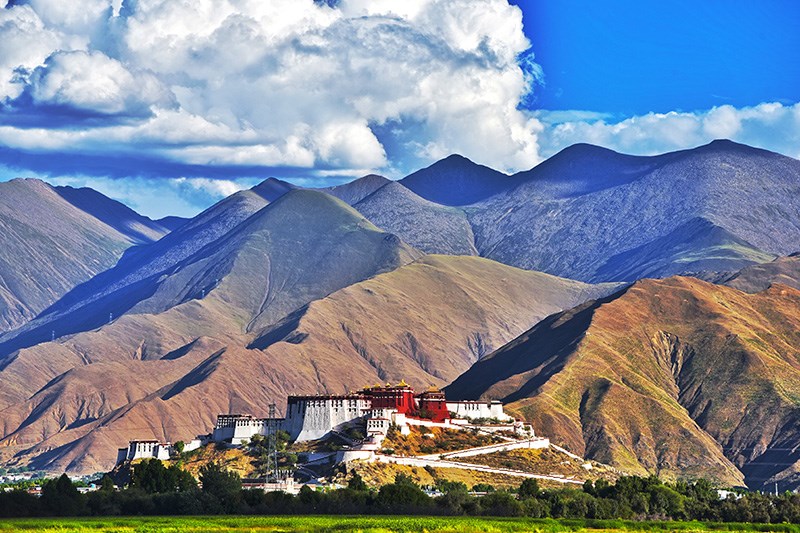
1 460 799 524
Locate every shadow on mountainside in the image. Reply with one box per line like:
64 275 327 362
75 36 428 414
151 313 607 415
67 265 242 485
445 288 630 403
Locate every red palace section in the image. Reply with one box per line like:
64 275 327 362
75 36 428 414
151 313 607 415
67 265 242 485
361 382 450 422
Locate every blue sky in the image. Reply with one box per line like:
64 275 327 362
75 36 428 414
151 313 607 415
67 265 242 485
515 0 800 115
0 0 798 218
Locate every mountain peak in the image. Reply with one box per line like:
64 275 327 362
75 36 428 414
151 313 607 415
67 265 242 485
550 142 626 159
354 181 479 255
707 138 740 147
399 154 513 206
249 177 296 202
696 138 751 152
321 174 391 205
3 177 52 192
256 188 373 227
437 153 473 165
356 173 390 182
691 138 777 157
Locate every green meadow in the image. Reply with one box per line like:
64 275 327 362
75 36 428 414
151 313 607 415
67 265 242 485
1 516 799 533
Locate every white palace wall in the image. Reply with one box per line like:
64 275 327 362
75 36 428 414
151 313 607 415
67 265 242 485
446 400 512 421
212 414 269 445
211 397 371 445
116 440 172 463
283 396 371 441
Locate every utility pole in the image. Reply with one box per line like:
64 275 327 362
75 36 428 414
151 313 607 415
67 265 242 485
268 403 278 482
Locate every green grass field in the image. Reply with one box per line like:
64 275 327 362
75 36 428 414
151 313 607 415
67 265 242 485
0 516 798 533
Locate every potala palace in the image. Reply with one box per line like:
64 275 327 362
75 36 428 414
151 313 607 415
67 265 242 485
118 382 526 464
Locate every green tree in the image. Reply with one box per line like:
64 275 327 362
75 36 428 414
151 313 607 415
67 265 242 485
436 480 470 515
649 484 685 518
99 475 115 492
471 483 495 493
130 459 196 493
347 472 368 492
40 474 86 516
518 478 540 499
437 480 468 494
377 473 431 509
199 461 242 512
479 491 522 516
522 496 550 518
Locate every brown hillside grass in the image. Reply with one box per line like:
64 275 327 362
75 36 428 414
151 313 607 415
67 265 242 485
450 276 800 490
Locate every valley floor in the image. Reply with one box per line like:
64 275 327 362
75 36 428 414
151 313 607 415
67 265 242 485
1 515 798 533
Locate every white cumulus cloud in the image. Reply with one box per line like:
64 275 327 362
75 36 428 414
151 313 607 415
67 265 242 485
536 102 800 160
21 50 176 117
0 0 543 173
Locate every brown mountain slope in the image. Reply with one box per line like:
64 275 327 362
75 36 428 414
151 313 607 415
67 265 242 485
447 277 800 490
249 255 621 386
0 179 170 332
722 253 800 293
0 190 420 411
0 255 618 473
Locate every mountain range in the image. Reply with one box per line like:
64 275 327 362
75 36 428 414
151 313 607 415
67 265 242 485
366 140 800 283
0 179 171 334
0 140 798 490
0 192 616 472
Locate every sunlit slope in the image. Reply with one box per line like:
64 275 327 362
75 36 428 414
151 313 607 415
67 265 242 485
448 276 800 490
0 179 170 333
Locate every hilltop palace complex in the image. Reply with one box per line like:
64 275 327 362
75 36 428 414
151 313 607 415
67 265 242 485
118 382 525 464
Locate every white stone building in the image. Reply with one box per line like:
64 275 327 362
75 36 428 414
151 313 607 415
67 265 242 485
212 395 372 445
116 440 172 463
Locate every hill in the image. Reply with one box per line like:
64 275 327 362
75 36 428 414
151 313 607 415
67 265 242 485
0 189 420 471
0 188 420 359
467 140 800 281
249 177 296 201
722 253 800 293
592 217 774 282
155 216 189 231
353 182 478 255
53 185 171 244
248 255 620 385
399 154 520 206
0 182 276 355
322 174 390 205
447 276 800 490
0 252 617 473
0 179 170 333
